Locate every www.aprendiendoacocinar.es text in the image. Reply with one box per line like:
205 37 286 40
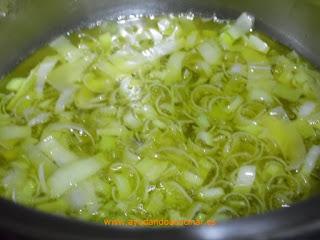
104 219 217 226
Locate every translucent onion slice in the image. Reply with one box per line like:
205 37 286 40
236 165 256 188
48 156 105 197
228 12 255 40
302 145 320 175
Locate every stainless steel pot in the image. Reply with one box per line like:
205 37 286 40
0 0 320 239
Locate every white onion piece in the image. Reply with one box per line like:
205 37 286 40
198 42 221 65
157 18 171 33
119 77 141 103
199 187 224 200
196 114 210 129
39 135 78 166
55 88 76 112
299 101 316 117
269 106 289 120
303 145 320 174
48 156 105 197
183 171 203 187
113 174 132 200
28 113 51 127
2 168 25 189
0 125 31 140
230 64 243 75
236 165 256 187
23 107 36 122
97 121 126 136
228 12 255 39
197 131 214 146
248 64 272 79
123 112 142 129
249 89 273 103
165 51 185 82
123 149 141 163
227 96 243 112
36 57 58 95
50 36 82 62
196 61 212 76
186 31 198 48
67 181 98 211
149 28 163 43
140 104 157 119
169 181 193 203
142 39 182 61
152 119 167 129
247 35 269 53
38 163 48 193
42 123 95 145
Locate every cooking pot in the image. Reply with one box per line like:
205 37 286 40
0 0 320 239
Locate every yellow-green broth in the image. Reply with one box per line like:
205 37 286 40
1 13 320 224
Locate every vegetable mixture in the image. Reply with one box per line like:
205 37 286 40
1 13 320 223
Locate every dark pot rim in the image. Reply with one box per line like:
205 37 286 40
0 194 320 240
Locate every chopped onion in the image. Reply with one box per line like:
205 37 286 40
197 131 214 146
28 113 51 127
198 42 221 65
157 18 171 33
199 187 224 200
248 64 272 80
119 76 141 103
186 31 199 48
48 156 105 197
196 114 210 129
236 165 256 187
165 181 193 204
47 53 95 91
41 123 95 144
182 171 203 187
298 102 316 117
227 96 243 112
113 174 132 200
2 168 25 190
142 39 182 61
262 116 306 170
36 57 58 95
49 36 82 62
119 28 138 46
67 181 98 211
123 112 142 129
97 121 127 136
39 136 78 166
149 28 163 43
165 51 186 83
247 35 269 53
38 163 48 193
55 88 76 112
249 89 273 103
230 64 244 75
0 125 31 141
139 104 157 119
136 159 168 182
269 106 289 120
228 12 255 39
303 145 320 174
6 78 25 92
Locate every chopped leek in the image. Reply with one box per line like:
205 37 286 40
235 165 256 191
247 35 269 53
48 156 106 197
0 13 320 225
